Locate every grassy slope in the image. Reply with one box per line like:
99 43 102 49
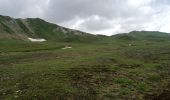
0 37 170 99
113 31 170 42
0 15 103 43
26 18 107 43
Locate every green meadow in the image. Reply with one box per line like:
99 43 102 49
0 37 170 100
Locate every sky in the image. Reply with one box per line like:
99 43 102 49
0 0 170 35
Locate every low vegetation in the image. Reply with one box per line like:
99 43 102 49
0 35 170 99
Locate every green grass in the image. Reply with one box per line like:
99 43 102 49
113 77 134 85
0 38 170 100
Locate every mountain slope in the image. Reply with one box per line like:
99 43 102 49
112 31 170 41
0 15 102 42
1 15 170 43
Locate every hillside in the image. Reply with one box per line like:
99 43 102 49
1 15 170 43
112 31 170 41
0 15 102 42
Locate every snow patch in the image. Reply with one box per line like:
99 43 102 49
62 46 72 50
28 37 46 42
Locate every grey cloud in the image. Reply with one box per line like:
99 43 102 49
45 0 150 22
79 16 113 31
0 0 48 18
45 0 116 22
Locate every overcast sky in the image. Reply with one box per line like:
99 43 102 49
0 0 170 35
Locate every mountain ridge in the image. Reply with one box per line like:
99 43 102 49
112 31 170 41
0 15 170 42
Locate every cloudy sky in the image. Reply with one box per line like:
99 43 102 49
0 0 170 35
